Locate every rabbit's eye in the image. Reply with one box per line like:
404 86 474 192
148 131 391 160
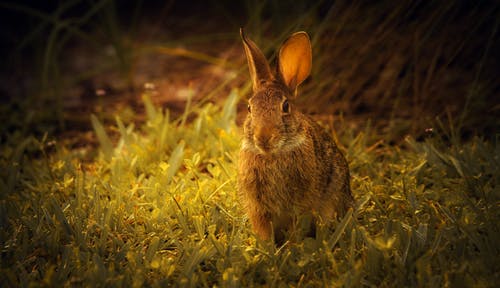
247 104 251 113
282 100 290 113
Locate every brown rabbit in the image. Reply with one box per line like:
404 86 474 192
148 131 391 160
238 29 353 244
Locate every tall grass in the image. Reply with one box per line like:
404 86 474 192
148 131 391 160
1 0 138 131
2 1 496 139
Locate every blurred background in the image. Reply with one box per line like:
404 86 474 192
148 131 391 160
1 0 498 146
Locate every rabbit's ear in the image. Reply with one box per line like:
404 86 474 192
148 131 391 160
240 28 273 91
277 32 312 93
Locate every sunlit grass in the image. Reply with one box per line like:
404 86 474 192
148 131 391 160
0 1 498 286
1 88 497 287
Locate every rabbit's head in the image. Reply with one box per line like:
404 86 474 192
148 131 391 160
241 29 312 154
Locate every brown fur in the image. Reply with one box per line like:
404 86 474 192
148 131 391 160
238 29 353 243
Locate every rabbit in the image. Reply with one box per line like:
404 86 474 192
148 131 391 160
238 28 353 244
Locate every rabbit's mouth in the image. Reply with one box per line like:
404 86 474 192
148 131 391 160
255 137 275 154
241 138 274 155
247 133 305 155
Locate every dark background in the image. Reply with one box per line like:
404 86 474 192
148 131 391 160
1 0 498 144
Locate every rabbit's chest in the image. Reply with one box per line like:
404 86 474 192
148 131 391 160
245 152 315 210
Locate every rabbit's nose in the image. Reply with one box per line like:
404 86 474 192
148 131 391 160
254 128 275 153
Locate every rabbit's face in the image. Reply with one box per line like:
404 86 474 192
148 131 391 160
240 29 311 155
244 83 304 154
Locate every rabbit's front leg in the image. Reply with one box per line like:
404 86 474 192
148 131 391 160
247 208 272 240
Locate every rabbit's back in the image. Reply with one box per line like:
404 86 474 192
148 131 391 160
307 116 352 218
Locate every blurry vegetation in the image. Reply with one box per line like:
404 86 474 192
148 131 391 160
0 0 499 287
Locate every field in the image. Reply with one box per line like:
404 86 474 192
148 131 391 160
1 1 499 287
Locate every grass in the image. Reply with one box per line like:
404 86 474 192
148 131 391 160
1 88 498 287
0 1 498 287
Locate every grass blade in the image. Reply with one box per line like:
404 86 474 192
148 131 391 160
90 114 113 161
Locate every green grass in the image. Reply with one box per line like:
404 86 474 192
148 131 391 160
1 1 498 286
1 89 498 287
